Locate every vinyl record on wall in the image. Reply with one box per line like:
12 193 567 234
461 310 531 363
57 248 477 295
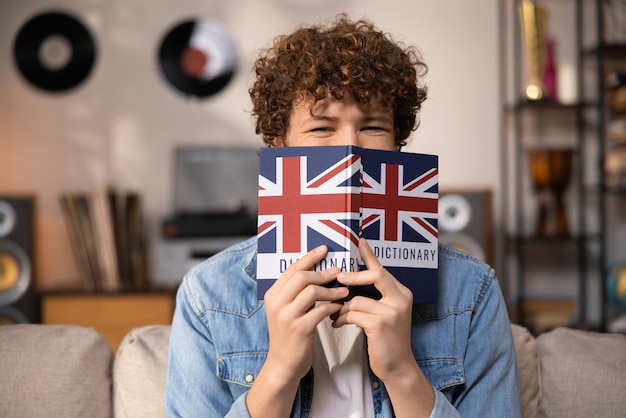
157 17 238 99
12 10 97 93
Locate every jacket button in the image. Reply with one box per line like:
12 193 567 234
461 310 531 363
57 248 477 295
245 374 254 383
372 380 380 390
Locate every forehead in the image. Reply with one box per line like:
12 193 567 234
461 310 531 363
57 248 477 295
293 93 391 116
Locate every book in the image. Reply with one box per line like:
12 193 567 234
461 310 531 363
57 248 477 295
88 187 120 292
256 146 439 303
125 192 148 291
60 194 97 292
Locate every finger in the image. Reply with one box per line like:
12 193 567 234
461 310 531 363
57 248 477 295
287 244 328 273
268 267 342 309
277 288 347 333
353 238 404 298
332 308 368 329
291 280 349 308
299 300 345 330
332 296 402 329
279 266 341 299
270 245 328 294
338 295 384 316
358 238 383 270
331 299 382 329
337 266 398 298
333 238 380 287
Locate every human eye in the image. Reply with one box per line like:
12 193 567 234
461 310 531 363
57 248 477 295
361 114 393 132
309 126 334 134
362 125 390 134
359 122 395 150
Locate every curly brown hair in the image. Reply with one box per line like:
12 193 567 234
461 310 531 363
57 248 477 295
249 14 428 148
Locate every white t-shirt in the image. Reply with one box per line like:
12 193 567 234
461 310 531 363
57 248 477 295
309 316 375 418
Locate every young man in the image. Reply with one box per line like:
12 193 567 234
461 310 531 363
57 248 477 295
166 15 521 417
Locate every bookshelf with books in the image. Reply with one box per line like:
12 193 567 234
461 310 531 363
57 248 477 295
43 188 174 351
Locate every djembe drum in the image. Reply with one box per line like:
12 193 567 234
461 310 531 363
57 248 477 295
528 149 574 237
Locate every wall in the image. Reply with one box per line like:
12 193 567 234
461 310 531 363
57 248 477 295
0 0 501 291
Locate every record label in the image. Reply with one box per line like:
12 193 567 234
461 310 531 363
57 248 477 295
157 17 238 99
13 10 97 92
39 35 73 70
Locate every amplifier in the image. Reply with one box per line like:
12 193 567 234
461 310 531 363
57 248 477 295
162 213 257 238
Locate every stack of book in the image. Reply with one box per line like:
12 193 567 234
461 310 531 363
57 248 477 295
60 188 147 292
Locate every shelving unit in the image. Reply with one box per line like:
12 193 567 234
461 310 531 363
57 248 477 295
501 0 626 333
585 0 626 329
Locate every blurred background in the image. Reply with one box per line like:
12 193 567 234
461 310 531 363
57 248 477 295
3 0 625 336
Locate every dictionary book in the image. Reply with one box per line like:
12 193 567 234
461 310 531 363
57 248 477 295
256 146 438 303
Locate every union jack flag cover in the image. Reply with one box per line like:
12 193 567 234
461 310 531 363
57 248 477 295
257 146 438 303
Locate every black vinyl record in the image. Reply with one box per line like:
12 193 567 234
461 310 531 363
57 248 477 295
157 18 238 99
13 10 97 92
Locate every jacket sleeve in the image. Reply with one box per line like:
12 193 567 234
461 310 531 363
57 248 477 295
164 275 252 418
449 274 521 417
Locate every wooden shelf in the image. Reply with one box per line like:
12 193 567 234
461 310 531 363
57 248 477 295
40 292 175 351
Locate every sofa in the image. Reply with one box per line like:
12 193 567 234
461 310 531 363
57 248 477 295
1 323 625 418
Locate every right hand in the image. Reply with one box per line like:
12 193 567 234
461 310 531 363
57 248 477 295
262 245 349 384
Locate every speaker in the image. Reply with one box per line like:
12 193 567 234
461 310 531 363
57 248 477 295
438 189 494 267
0 196 35 324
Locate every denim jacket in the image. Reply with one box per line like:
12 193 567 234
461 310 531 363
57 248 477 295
165 237 521 417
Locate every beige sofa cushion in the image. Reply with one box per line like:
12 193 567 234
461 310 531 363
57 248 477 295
537 327 626 418
0 324 112 418
114 325 171 418
511 323 540 418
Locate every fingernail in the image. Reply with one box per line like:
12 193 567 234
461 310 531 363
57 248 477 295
315 245 326 253
327 267 340 275
337 272 347 280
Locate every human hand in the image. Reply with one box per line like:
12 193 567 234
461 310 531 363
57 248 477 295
332 238 415 382
262 244 349 384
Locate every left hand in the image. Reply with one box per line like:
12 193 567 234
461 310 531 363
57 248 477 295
332 238 415 382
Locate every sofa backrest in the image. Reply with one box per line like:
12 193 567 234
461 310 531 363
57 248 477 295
511 323 540 418
0 324 113 418
114 324 170 418
536 326 626 418
3 322 625 418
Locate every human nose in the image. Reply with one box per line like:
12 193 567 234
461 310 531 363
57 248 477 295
334 128 360 146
